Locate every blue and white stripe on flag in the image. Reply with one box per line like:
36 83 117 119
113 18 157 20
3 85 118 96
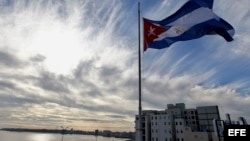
144 0 235 50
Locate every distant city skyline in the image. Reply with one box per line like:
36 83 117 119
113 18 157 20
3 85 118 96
0 0 250 131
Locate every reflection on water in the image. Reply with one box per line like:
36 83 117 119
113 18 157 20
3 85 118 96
0 131 128 141
28 133 56 141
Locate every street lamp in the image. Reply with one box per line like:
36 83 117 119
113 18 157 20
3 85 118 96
95 129 99 141
61 126 69 141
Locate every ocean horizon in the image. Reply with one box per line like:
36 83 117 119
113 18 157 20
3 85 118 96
0 130 129 141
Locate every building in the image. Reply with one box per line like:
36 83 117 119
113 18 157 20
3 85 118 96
183 127 212 141
197 106 220 132
135 103 221 141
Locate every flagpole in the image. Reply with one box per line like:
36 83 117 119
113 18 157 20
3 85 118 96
138 2 142 141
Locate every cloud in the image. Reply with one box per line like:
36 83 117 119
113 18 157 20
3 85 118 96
36 72 70 93
30 54 46 63
0 50 24 68
0 0 250 131
0 80 16 90
141 72 250 122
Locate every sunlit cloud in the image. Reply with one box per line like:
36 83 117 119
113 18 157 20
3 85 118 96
0 0 250 132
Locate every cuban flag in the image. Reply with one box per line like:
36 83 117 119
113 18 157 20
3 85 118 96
144 0 235 51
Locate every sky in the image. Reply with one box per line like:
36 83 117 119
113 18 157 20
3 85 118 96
0 0 250 132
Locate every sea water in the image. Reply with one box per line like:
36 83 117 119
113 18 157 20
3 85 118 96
0 130 128 141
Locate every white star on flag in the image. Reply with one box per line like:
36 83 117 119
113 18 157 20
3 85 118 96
148 26 156 36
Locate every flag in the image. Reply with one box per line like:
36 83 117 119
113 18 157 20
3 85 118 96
143 0 235 51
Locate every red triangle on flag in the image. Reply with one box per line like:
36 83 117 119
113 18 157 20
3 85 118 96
143 19 166 51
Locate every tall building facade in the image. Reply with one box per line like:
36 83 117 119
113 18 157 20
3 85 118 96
197 106 220 132
135 103 220 141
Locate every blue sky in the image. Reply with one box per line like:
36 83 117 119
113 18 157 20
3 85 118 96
0 0 250 131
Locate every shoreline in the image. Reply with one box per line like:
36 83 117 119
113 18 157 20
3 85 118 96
0 128 135 139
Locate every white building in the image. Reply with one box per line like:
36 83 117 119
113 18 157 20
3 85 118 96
135 103 220 141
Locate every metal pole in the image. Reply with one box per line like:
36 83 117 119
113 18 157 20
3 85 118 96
61 135 64 141
138 2 142 141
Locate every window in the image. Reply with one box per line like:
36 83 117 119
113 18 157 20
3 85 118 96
180 121 182 125
165 138 168 141
176 122 178 125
